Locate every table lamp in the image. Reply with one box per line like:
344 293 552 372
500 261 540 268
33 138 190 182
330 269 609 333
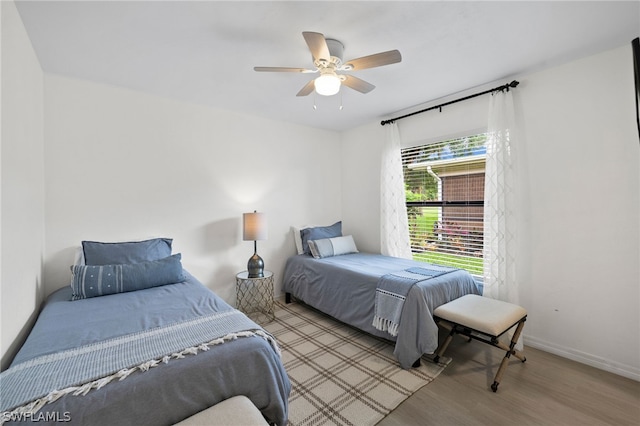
243 211 267 278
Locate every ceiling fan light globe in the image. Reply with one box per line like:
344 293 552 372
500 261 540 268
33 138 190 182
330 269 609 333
314 74 341 96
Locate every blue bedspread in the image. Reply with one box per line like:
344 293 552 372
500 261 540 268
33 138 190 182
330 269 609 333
1 272 290 425
283 253 480 369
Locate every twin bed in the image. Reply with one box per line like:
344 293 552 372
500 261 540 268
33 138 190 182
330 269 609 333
283 253 480 368
284 222 481 369
0 239 290 425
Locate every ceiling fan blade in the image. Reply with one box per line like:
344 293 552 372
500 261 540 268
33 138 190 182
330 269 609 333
296 80 316 97
302 31 331 63
254 66 315 73
342 75 375 94
343 50 402 70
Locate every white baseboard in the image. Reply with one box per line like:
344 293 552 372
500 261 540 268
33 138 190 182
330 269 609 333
524 334 640 382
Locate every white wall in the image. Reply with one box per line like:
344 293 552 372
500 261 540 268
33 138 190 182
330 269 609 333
342 44 640 380
518 46 638 379
0 0 45 367
43 75 342 303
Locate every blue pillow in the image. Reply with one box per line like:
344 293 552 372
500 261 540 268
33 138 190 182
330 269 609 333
82 238 173 266
70 254 184 300
300 221 342 255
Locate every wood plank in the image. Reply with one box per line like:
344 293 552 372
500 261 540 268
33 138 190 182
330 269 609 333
379 333 640 425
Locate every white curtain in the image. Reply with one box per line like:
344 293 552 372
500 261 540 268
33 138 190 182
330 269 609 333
483 88 522 349
380 122 412 259
483 89 519 304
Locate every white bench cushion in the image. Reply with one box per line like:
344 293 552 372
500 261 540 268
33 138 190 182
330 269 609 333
175 395 268 426
433 294 527 337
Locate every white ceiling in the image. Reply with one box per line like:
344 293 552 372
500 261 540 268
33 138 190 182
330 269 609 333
14 1 640 132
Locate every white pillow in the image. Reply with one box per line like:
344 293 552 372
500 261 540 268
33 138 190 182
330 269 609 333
73 246 85 266
292 225 317 255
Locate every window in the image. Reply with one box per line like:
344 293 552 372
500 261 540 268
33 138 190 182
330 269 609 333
401 133 487 278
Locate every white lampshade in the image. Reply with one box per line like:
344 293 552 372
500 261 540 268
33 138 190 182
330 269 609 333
314 74 341 96
243 211 268 241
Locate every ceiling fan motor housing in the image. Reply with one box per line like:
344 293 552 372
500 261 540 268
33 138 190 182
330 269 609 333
325 38 344 67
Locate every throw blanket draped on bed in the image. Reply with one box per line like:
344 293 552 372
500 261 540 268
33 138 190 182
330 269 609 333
373 266 458 337
0 309 277 416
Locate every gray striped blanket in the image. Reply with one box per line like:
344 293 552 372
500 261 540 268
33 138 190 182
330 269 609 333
373 266 458 337
0 309 276 414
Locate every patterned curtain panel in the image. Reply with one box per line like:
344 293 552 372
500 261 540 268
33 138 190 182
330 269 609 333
483 89 519 305
380 122 412 259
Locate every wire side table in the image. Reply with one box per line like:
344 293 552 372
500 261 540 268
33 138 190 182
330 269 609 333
235 270 274 325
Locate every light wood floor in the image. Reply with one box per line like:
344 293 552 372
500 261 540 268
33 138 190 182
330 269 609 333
378 334 640 425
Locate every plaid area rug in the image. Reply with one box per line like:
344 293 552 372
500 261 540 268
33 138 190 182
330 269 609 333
263 301 450 426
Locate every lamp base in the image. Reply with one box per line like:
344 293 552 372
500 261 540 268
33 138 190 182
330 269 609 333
247 253 264 278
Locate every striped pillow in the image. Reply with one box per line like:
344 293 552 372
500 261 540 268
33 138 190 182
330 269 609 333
70 254 184 300
308 235 358 259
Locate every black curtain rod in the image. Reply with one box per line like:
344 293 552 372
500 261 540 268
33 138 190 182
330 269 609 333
380 80 520 126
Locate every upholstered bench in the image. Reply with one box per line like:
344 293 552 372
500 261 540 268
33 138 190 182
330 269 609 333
433 294 527 392
175 395 269 426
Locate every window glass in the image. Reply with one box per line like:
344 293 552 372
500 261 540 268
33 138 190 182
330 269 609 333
401 133 487 277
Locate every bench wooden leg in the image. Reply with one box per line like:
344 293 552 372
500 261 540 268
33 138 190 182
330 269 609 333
433 324 457 364
491 318 527 392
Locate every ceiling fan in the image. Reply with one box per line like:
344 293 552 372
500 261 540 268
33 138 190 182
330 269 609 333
254 31 402 97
